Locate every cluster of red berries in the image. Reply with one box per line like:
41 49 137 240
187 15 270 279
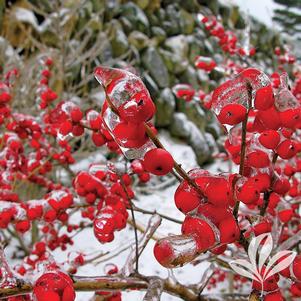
172 84 208 106
33 269 75 301
274 46 296 66
95 67 155 152
195 56 217 72
95 67 175 177
0 83 12 125
38 58 58 109
199 15 256 56
74 164 130 243
154 169 240 267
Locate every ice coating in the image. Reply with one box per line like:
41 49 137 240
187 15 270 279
211 68 271 113
143 277 163 301
95 66 156 159
61 101 77 115
102 106 155 159
94 66 151 108
0 246 16 288
275 73 299 112
153 235 200 268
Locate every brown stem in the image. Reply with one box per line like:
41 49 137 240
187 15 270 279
233 82 252 219
232 111 248 218
260 191 271 216
0 276 258 301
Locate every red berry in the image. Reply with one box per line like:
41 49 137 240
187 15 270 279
204 177 232 207
15 220 30 233
276 139 297 159
218 217 240 244
174 181 201 214
247 150 270 168
236 180 260 205
118 91 155 124
279 108 301 129
70 108 83 123
92 132 106 146
272 177 290 195
181 216 216 251
254 85 274 110
278 208 293 223
256 106 281 130
217 103 247 125
292 255 301 280
258 130 280 149
153 240 174 267
113 122 147 148
143 149 174 176
59 121 73 136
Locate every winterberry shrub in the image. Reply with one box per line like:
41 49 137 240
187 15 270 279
0 8 301 301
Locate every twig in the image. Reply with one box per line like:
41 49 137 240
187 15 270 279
133 205 182 224
119 177 139 273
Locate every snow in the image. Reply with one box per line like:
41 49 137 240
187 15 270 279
14 8 39 30
222 0 283 28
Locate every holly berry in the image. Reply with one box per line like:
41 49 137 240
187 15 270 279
153 240 174 267
174 182 201 214
181 216 216 251
292 255 301 280
113 122 147 148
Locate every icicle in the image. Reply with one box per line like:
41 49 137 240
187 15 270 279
0 239 16 288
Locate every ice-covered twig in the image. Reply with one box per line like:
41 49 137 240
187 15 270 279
143 277 163 301
121 214 162 276
276 230 301 251
197 263 217 292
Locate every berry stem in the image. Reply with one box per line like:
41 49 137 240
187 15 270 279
232 110 249 218
233 82 252 218
260 191 271 216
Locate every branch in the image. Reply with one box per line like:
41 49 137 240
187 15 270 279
0 274 255 301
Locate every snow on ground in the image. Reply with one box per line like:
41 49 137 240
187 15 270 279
50 131 232 301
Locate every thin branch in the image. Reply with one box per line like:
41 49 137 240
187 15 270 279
133 205 183 224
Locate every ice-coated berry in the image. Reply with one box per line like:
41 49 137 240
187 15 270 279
258 130 280 149
143 149 174 176
217 103 247 125
33 271 75 301
218 217 240 244
254 85 274 110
